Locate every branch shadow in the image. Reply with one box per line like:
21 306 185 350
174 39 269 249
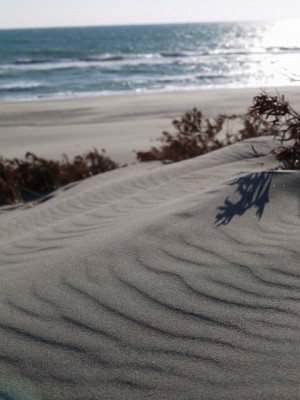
215 172 273 226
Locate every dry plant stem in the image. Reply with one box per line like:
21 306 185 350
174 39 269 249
250 93 300 170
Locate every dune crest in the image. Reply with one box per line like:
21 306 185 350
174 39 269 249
0 136 299 399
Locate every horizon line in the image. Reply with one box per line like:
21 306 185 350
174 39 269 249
0 17 283 31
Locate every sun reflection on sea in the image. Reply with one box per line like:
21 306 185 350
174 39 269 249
260 19 300 83
262 19 300 49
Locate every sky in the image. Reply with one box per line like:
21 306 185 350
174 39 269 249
1 0 300 29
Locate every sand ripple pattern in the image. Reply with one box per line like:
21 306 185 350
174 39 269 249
0 138 299 399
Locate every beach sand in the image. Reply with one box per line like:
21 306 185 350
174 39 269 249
0 88 300 399
2 86 300 164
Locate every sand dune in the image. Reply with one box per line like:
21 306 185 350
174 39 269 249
0 128 299 398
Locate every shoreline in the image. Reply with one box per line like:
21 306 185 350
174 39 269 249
1 86 300 164
2 82 300 105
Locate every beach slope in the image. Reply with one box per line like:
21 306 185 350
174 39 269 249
0 131 299 399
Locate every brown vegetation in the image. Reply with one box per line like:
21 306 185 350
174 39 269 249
250 93 300 170
136 107 272 163
1 92 299 206
0 149 118 206
137 109 229 162
137 92 300 170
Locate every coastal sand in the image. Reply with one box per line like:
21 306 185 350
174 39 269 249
2 86 300 164
0 88 300 399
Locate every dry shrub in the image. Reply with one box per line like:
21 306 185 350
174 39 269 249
137 92 300 169
137 109 231 162
237 114 274 141
137 107 272 163
250 93 300 170
0 149 118 205
2 92 299 206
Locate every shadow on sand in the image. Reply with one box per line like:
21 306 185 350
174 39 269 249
215 171 273 226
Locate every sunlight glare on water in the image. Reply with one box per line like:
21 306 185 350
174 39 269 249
261 19 300 82
1 21 300 101
262 19 300 49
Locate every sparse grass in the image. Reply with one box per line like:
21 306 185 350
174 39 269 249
0 149 118 206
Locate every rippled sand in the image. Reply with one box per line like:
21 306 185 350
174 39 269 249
0 130 299 398
1 88 300 399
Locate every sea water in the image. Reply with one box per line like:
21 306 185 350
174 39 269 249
1 21 300 102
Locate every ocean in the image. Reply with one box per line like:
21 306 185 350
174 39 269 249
1 21 300 102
